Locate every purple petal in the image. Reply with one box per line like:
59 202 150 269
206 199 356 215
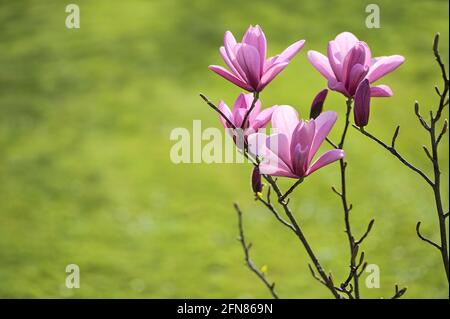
370 84 393 97
263 55 279 72
328 78 349 97
242 25 267 69
327 41 343 81
258 62 289 91
346 63 369 96
259 163 298 178
276 40 305 62
290 121 315 176
333 32 359 56
308 111 338 162
268 133 291 169
224 31 249 82
270 105 300 145
306 149 345 176
208 65 253 91
354 79 371 127
220 46 244 80
217 101 234 128
252 106 277 130
367 55 405 83
235 43 261 90
307 50 335 80
248 133 294 177
342 43 367 85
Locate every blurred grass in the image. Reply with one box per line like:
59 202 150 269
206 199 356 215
0 0 448 298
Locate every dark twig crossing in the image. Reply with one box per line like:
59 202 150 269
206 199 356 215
353 33 449 285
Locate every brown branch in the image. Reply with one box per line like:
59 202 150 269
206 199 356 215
234 203 279 299
353 125 434 186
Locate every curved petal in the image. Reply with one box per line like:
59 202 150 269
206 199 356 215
220 46 244 80
247 133 294 177
276 40 305 62
367 55 405 83
258 62 289 91
306 149 345 176
290 120 315 176
328 78 349 97
346 63 369 96
327 40 343 80
217 101 234 128
235 43 261 89
259 163 298 178
224 31 249 82
342 43 367 85
360 41 372 66
208 65 253 91
307 50 335 80
263 55 279 72
308 111 338 162
370 84 393 97
333 32 359 56
252 105 277 130
242 25 267 68
270 105 300 144
267 133 291 169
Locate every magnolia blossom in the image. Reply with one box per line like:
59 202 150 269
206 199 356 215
307 32 405 98
209 25 305 92
248 106 345 178
217 92 275 131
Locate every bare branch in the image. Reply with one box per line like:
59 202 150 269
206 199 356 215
416 222 441 250
391 285 407 299
353 125 434 186
355 219 375 245
234 203 279 299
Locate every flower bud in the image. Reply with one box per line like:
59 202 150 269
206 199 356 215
309 89 328 119
354 79 371 127
251 166 263 193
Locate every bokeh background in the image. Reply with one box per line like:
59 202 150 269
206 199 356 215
0 0 448 298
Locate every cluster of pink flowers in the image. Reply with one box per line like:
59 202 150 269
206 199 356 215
209 25 404 182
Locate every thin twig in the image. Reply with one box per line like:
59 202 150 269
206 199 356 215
234 203 279 299
280 178 304 201
416 222 441 251
336 98 361 299
353 125 434 186
355 219 375 246
391 285 408 299
240 92 260 129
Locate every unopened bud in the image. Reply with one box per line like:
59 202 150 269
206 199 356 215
310 89 328 119
251 166 263 194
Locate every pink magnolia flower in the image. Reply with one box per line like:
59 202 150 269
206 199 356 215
248 106 345 178
217 93 275 131
307 32 405 98
209 25 305 92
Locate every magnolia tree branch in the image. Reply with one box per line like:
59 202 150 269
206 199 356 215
200 94 343 299
234 203 279 299
328 98 373 299
353 33 449 284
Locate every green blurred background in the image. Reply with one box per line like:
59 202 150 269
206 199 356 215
0 0 448 298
